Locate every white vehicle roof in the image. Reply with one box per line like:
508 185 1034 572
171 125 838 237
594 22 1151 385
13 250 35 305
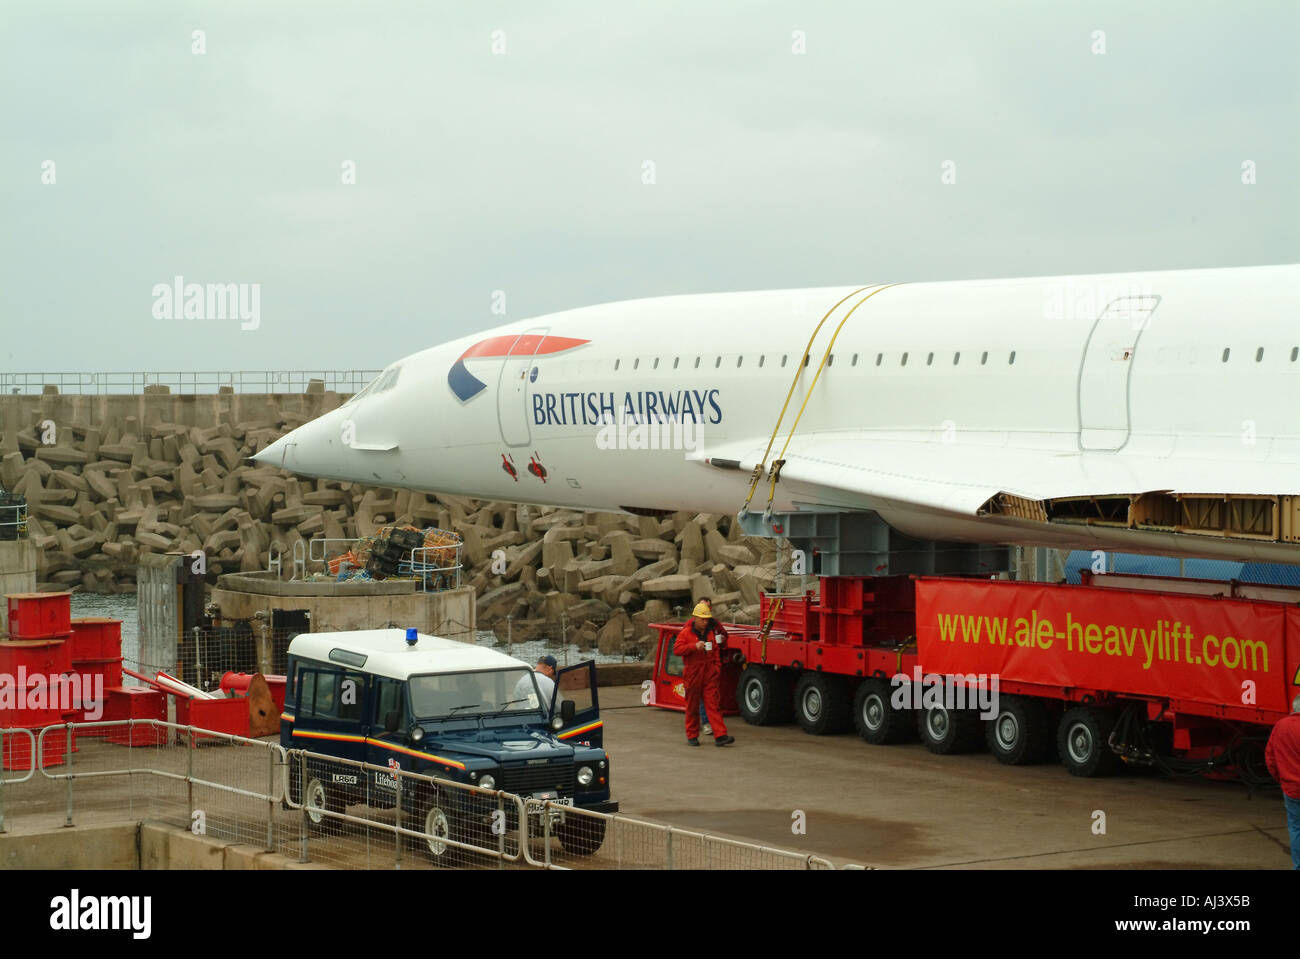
287 629 531 681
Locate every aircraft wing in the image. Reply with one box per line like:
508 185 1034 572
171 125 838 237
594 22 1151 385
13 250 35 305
696 433 1300 517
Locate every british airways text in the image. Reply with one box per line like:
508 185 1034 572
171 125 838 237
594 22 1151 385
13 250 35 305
532 390 722 427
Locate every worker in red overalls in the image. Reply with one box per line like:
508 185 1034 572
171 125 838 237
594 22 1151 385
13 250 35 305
674 601 735 747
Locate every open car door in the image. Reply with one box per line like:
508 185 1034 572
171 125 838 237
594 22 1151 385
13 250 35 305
550 660 603 748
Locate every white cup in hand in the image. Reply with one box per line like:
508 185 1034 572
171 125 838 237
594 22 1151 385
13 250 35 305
704 641 713 651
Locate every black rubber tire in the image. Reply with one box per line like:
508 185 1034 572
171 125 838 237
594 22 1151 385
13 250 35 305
917 698 985 755
736 665 795 726
1057 706 1122 777
554 816 607 857
793 672 852 735
985 695 1054 765
852 678 914 744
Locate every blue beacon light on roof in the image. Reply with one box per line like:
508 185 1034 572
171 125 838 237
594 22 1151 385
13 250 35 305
405 627 418 646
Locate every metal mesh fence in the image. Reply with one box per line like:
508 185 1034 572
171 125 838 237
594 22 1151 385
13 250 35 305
480 615 653 666
157 625 297 691
278 751 526 870
2 722 850 870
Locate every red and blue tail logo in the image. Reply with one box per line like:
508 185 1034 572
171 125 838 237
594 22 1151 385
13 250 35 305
448 334 590 402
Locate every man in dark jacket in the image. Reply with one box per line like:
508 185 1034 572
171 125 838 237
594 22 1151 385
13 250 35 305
1265 694 1300 869
673 601 735 747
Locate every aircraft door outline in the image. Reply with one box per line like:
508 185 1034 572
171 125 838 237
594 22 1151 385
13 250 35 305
497 327 548 447
1076 295 1161 452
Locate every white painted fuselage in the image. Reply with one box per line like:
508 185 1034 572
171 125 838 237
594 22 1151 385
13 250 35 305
257 264 1300 563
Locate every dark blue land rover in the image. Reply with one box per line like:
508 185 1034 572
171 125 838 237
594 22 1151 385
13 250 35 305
280 628 617 859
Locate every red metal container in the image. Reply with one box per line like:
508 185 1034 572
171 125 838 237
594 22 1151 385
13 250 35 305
1 672 78 727
68 618 123 660
220 672 287 713
0 636 73 677
760 590 817 641
71 659 124 691
5 592 72 639
175 696 249 738
103 687 167 746
1 716 69 770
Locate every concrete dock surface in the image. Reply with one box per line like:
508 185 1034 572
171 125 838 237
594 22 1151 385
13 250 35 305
599 687 1295 870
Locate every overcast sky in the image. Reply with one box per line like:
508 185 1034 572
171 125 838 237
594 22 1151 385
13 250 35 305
3 1 1297 376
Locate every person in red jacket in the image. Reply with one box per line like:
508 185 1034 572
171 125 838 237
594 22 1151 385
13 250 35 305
674 601 735 747
1265 694 1300 869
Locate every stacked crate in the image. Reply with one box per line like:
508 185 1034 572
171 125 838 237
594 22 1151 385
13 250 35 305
1 593 73 769
68 617 125 739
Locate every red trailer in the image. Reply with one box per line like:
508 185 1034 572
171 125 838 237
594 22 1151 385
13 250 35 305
650 574 1300 782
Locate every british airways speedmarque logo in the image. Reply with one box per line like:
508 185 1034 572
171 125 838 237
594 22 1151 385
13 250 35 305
447 334 590 402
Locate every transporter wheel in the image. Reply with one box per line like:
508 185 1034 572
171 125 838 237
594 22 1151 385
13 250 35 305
1058 706 1121 777
793 672 851 735
554 815 607 857
852 678 914 745
736 665 795 726
986 695 1053 765
917 698 984 755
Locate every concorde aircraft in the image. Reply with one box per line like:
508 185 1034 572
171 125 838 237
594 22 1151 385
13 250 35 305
254 264 1300 565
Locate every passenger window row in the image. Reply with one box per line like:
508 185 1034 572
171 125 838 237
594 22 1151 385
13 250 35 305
1222 347 1300 362
612 351 1018 370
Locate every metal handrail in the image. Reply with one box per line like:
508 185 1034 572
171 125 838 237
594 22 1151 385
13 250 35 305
409 546 463 591
0 499 27 538
307 537 357 566
17 725 852 869
36 720 287 846
0 370 381 395
528 800 838 870
282 748 525 863
0 728 37 834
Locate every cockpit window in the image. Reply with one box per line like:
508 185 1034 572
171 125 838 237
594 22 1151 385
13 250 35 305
346 365 402 404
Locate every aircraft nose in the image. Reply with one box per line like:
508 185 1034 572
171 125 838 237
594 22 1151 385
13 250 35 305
252 433 296 469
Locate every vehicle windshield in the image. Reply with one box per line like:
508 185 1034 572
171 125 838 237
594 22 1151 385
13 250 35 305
409 667 544 719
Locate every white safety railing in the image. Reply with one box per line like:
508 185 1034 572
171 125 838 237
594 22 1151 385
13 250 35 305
0 370 381 395
4 722 861 869
0 496 26 541
0 728 38 833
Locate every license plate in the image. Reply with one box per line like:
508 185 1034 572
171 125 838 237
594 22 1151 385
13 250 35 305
525 794 573 814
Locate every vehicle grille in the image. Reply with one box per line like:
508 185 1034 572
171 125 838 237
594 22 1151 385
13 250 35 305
500 761 576 797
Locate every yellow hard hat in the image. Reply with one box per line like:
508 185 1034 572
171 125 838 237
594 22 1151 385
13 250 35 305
691 601 712 618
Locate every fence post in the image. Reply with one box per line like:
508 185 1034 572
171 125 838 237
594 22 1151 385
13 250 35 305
0 732 7 834
265 747 275 853
496 793 505 870
394 772 404 870
63 724 74 827
665 827 673 871
187 727 195 823
193 626 202 688
297 752 308 864
543 802 552 868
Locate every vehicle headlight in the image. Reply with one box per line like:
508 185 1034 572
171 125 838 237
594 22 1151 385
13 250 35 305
479 774 496 791
552 716 564 730
410 727 424 743
577 766 594 786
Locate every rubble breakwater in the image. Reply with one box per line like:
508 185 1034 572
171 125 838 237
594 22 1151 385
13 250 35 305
1 386 782 651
